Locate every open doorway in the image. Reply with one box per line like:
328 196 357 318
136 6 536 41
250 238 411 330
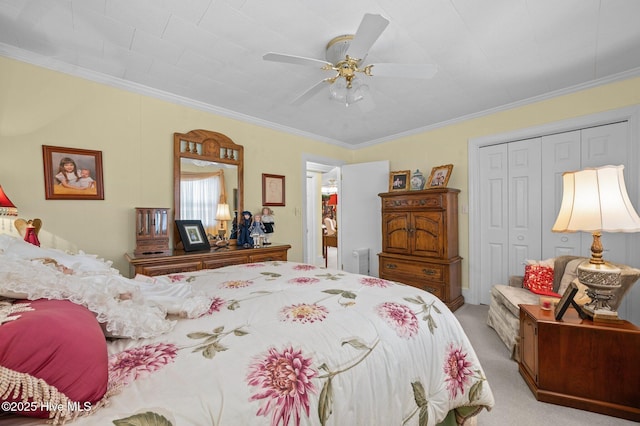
304 158 342 269
303 157 389 275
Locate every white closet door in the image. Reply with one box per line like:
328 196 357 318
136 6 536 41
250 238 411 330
508 138 542 274
541 130 582 257
580 122 633 266
479 144 508 305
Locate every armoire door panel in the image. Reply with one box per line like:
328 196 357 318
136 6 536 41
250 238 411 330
383 213 410 253
413 212 443 257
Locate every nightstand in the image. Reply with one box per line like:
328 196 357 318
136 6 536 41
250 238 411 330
518 304 640 422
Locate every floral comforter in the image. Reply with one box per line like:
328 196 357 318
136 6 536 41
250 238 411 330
36 261 494 425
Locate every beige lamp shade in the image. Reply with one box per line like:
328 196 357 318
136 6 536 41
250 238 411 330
216 203 232 222
552 165 640 233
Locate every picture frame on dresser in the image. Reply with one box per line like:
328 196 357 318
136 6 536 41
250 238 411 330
389 170 410 191
427 164 453 188
175 220 211 252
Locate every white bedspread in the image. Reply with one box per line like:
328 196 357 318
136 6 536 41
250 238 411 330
64 261 495 426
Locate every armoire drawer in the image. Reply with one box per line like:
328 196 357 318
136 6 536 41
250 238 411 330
379 257 446 284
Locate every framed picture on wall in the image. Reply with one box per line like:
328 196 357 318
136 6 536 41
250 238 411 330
389 170 410 192
262 173 285 206
427 164 453 188
42 145 104 200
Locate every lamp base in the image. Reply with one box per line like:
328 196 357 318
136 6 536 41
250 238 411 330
591 310 624 324
577 260 621 320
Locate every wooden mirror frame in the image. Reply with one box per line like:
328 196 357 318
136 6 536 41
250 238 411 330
173 129 244 249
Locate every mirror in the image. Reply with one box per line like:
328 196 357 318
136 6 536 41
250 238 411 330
174 129 244 248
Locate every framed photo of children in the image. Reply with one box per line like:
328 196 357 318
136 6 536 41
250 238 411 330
42 145 104 200
427 164 453 188
262 173 285 206
389 170 410 192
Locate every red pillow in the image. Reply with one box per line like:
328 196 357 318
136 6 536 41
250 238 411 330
0 299 108 420
523 263 561 297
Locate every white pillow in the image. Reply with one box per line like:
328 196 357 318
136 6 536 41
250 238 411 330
0 235 115 274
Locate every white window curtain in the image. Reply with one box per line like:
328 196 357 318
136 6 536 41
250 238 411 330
180 170 226 236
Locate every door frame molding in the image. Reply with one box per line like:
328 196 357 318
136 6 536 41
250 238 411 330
467 105 640 305
302 154 345 266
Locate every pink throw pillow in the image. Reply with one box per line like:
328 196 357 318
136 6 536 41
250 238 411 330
523 263 561 297
0 299 108 419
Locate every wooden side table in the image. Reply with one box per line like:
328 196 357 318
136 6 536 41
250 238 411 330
519 304 640 422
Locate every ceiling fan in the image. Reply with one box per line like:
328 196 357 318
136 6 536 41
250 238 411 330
263 13 438 107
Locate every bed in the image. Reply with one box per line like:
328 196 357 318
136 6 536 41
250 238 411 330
0 234 494 425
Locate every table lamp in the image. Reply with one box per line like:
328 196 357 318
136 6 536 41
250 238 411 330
0 185 18 216
215 198 232 239
552 165 640 321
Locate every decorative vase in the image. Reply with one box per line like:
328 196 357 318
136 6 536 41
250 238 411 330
410 169 426 190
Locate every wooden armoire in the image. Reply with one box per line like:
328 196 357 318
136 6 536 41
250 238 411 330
378 188 464 311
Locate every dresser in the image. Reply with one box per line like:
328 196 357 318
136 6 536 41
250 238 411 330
519 304 640 422
378 189 463 311
125 243 290 277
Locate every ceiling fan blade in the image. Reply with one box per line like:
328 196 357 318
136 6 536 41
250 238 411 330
291 80 329 106
346 14 389 61
367 63 438 79
263 52 332 68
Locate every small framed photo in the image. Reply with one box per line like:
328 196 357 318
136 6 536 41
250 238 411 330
389 170 410 192
176 220 211 252
427 164 453 188
42 145 104 200
262 174 285 206
554 281 579 320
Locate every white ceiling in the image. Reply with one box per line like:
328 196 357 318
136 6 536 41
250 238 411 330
1 0 640 148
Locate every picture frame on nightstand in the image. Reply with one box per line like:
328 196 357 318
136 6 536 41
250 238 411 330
554 281 584 320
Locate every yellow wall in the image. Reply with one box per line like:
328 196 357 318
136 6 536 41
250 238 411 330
354 76 640 287
2 55 640 285
0 56 352 273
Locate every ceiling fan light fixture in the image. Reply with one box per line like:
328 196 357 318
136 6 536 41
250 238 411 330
329 77 367 107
